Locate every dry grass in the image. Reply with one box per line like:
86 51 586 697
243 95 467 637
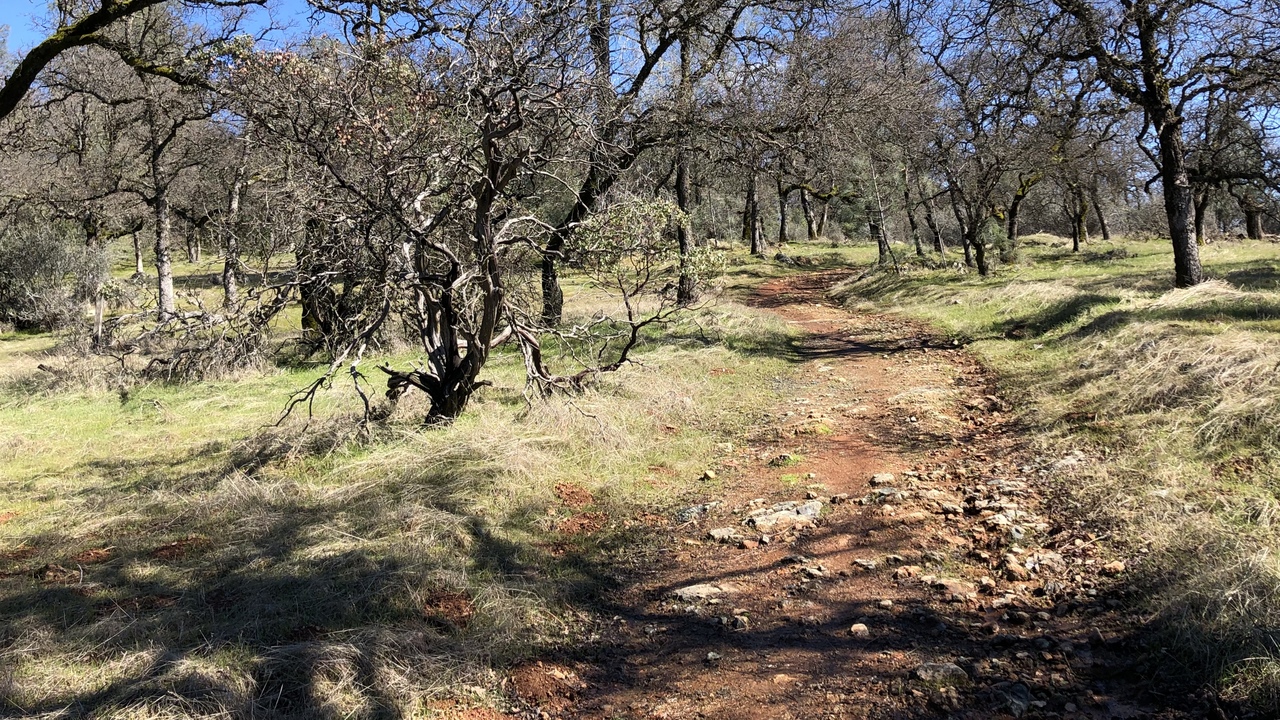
833 236 1280 711
0 281 796 718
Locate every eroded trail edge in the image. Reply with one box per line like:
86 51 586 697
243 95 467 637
516 271 1196 720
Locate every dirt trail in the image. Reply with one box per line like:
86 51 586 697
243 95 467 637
513 272 1204 720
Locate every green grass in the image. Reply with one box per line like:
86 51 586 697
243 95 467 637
19 229 1278 713
0 257 802 717
834 233 1280 711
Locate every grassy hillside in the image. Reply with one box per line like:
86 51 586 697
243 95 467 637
835 234 1280 709
10 233 1280 713
0 255 799 717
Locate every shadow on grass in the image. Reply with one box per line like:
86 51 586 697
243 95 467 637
1069 301 1280 341
0 434 627 719
999 293 1121 339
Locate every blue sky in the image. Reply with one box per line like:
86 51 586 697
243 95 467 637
0 0 59 51
0 0 318 54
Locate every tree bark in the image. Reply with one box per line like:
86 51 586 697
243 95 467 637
154 191 175 320
1004 187 1029 263
776 177 789 245
873 220 894 266
920 190 945 255
1064 184 1089 253
745 171 765 256
968 222 988 276
948 189 972 267
1245 208 1264 240
674 35 695 305
132 231 145 278
1157 119 1204 286
540 160 621 325
84 223 105 347
540 2 614 326
902 167 924 257
1091 188 1111 241
675 152 695 304
222 175 245 307
299 217 337 342
1192 185 1211 246
869 164 895 267
800 189 819 241
540 255 564 326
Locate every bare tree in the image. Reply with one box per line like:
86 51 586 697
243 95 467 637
0 0 264 123
537 0 816 325
225 1 700 424
1042 0 1280 285
922 2 1058 276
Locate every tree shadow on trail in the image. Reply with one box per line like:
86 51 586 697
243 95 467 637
525 507 1211 720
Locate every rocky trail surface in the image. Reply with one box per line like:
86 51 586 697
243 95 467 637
507 272 1214 720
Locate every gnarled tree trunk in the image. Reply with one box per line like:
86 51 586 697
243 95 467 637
902 167 924 257
745 171 765 256
1091 188 1111 241
675 153 695 304
1245 208 1264 240
800 189 819 241
948 189 973 267
1004 184 1031 263
968 220 988 276
777 177 790 245
1193 186 1212 246
153 190 176 321
1157 118 1203 286
222 175 244 307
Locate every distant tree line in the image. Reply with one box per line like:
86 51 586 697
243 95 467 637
0 0 1277 420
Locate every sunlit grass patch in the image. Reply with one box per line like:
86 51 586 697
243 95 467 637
0 256 799 716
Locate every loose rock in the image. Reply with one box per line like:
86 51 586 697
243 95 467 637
991 682 1033 717
1003 554 1030 581
914 662 969 686
933 577 977 601
745 499 822 532
899 512 928 525
672 583 739 601
674 501 721 523
706 527 743 543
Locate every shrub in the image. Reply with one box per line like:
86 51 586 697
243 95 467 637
0 216 105 331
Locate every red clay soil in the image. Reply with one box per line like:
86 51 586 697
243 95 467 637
511 271 1218 720
556 483 598 509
